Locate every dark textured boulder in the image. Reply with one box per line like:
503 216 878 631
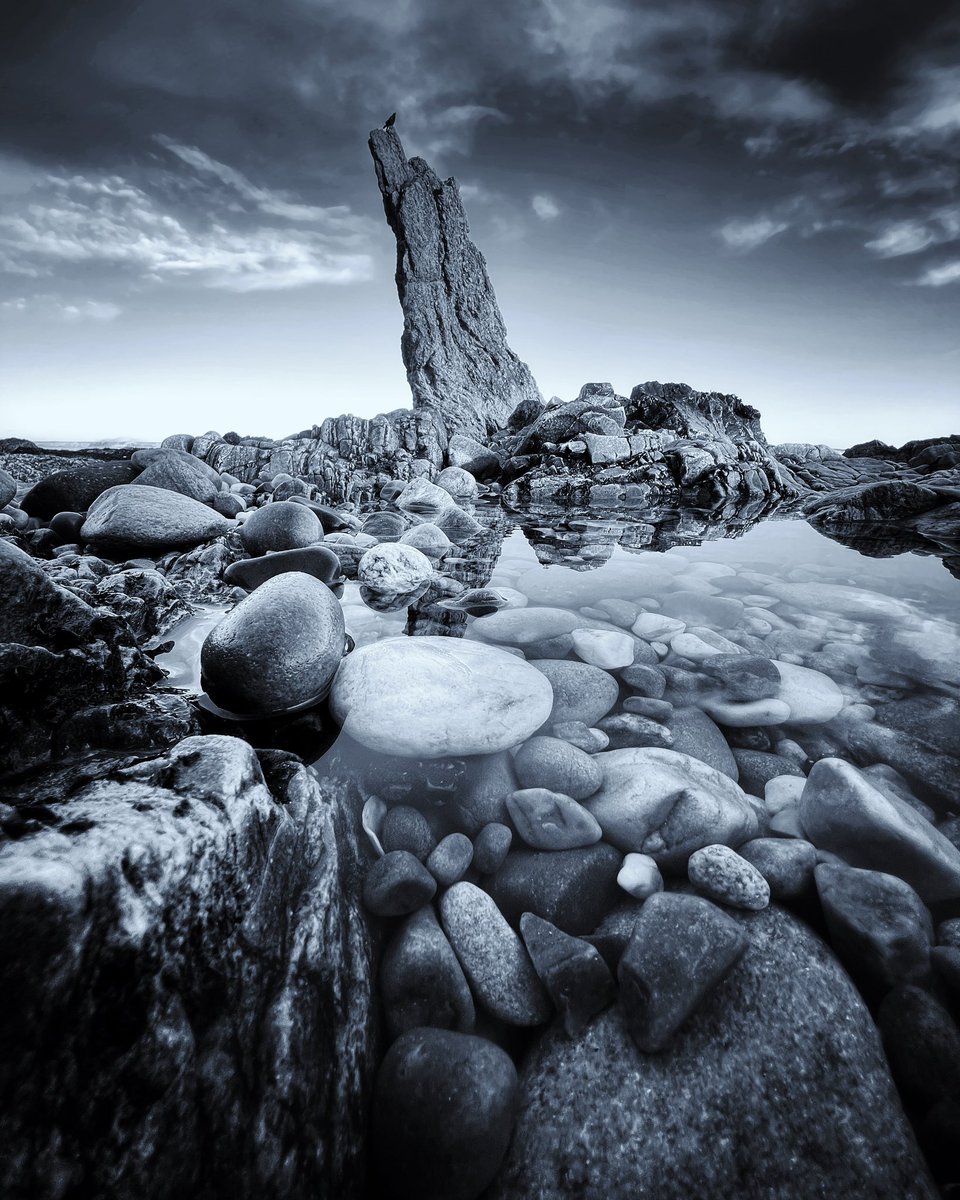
80 484 231 554
0 737 378 1200
490 904 937 1200
21 460 141 519
372 1028 518 1200
0 540 160 774
369 125 542 440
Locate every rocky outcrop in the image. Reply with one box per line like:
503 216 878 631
0 736 378 1200
369 125 542 441
496 382 795 510
184 411 449 505
0 540 162 775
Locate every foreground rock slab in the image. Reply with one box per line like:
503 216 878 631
0 735 377 1200
490 904 936 1200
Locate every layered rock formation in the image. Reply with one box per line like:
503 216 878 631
0 737 378 1200
368 125 542 441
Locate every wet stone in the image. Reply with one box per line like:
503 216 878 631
472 823 513 875
363 850 438 917
737 837 817 899
815 862 933 994
379 906 476 1039
617 892 748 1053
381 806 437 861
520 913 617 1037
619 663 667 698
427 833 474 886
549 721 610 753
513 736 602 801
596 713 673 751
507 788 603 851
440 882 551 1027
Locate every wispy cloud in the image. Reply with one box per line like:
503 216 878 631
532 194 560 220
718 216 789 252
2 295 122 321
0 145 377 296
917 259 960 287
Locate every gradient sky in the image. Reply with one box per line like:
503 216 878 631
1 0 958 447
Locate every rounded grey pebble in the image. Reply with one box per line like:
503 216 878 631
473 823 513 875
688 844 770 911
427 833 475 886
363 850 437 917
381 805 437 861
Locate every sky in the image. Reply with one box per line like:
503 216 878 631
1 0 958 448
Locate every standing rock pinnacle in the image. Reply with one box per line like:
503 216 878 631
369 125 543 442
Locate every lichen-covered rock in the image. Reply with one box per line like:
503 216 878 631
369 125 543 440
0 736 378 1200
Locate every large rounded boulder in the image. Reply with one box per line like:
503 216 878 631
22 461 141 519
330 636 554 758
200 572 345 715
80 484 231 554
490 904 936 1200
238 501 321 556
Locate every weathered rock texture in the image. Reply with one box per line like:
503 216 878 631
369 125 543 441
497 381 795 511
0 540 162 776
0 736 378 1200
491 902 936 1200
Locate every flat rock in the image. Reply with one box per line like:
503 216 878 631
81 484 231 554
330 637 554 758
471 606 579 645
491 904 936 1200
773 659 844 723
223 544 342 591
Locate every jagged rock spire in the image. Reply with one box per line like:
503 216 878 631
369 125 543 442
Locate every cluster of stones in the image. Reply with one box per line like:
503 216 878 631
322 545 960 1198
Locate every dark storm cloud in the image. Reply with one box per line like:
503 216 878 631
2 0 960 295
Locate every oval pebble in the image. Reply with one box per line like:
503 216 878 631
688 844 771 910
507 788 603 850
